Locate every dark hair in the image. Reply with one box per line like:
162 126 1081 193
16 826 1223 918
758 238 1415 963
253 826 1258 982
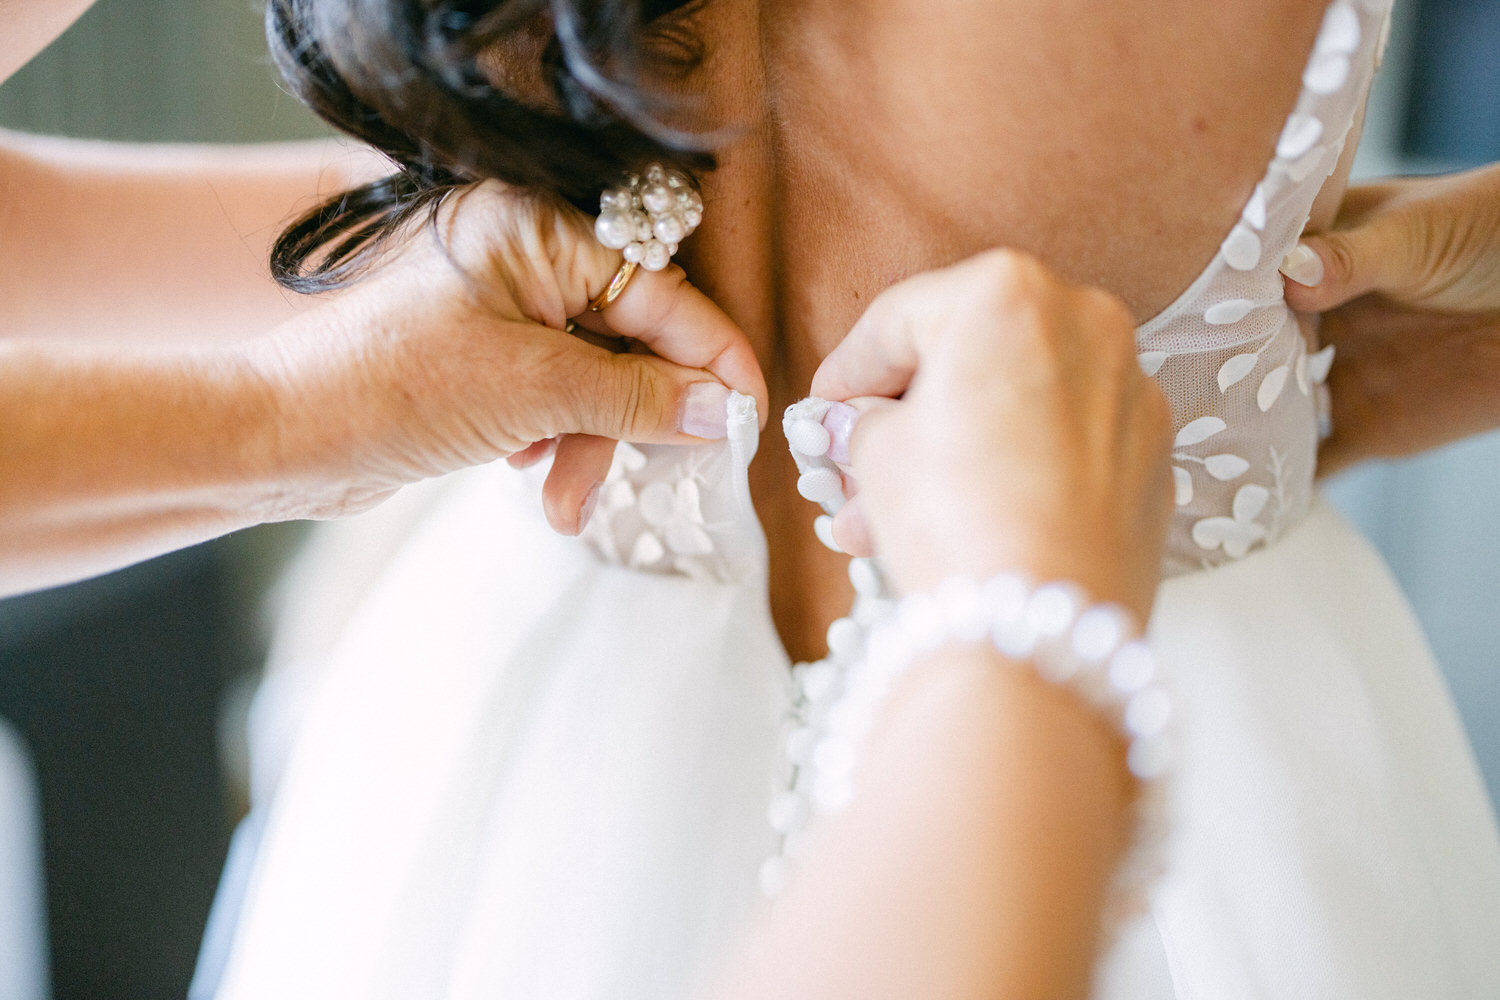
266 0 713 292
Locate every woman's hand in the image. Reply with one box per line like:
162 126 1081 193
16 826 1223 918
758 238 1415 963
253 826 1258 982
1280 163 1500 474
811 250 1174 621
254 181 767 533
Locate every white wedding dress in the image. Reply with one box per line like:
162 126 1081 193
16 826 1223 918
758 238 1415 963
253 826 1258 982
212 0 1500 995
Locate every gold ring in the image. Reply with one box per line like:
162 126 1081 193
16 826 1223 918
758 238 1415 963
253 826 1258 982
588 259 639 312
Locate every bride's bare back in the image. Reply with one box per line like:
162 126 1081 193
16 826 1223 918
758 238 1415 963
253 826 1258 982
670 0 1334 659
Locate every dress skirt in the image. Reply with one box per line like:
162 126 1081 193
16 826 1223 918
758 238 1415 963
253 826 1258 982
212 460 1500 999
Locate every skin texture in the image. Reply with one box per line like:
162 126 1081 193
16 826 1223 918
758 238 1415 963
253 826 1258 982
668 0 1328 660
815 252 1174 620
0 160 765 596
0 4 765 596
651 3 1325 997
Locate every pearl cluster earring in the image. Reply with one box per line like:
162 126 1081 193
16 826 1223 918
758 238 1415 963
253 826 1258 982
593 163 704 273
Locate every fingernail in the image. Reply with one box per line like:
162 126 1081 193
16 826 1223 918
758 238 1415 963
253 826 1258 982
821 402 859 465
678 382 731 440
577 483 601 534
1279 243 1325 287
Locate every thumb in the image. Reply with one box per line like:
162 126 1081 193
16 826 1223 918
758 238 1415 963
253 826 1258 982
545 333 744 445
1280 208 1429 312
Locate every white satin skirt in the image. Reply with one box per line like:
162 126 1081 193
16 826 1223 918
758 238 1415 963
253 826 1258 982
212 468 1500 999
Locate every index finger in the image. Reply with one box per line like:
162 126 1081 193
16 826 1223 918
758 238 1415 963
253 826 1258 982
810 264 968 402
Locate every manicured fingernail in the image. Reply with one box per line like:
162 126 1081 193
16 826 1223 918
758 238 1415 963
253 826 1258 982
821 402 859 465
679 382 731 440
1279 243 1324 287
577 483 601 534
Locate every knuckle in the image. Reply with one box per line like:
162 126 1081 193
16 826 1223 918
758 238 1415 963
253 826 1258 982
969 248 1051 304
1321 231 1359 286
605 356 663 440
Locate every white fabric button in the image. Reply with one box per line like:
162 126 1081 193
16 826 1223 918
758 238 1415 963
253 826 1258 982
813 514 842 552
768 791 809 834
797 660 837 701
797 468 844 504
848 558 883 597
786 418 832 458
826 617 862 658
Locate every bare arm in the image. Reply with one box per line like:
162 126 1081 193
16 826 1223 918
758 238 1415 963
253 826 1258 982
706 648 1132 1000
0 131 379 344
0 176 765 597
1280 163 1500 473
703 254 1172 998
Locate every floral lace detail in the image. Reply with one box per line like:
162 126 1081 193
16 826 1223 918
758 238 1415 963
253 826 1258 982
580 392 764 584
1139 0 1392 576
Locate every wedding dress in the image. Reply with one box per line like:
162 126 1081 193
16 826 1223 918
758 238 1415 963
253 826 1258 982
212 0 1500 995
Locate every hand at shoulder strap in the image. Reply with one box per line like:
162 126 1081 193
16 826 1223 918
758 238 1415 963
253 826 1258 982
1280 163 1500 473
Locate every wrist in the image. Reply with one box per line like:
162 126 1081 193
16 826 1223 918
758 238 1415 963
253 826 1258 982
230 323 387 522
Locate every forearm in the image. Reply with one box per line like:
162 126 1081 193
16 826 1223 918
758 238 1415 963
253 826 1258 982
704 646 1132 1000
0 338 298 596
0 130 385 345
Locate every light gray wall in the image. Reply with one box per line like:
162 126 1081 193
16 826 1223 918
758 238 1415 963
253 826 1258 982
1327 0 1500 812
0 0 326 142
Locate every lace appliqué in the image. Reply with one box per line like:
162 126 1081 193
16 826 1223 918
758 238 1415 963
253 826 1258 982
1135 0 1389 575
580 392 763 584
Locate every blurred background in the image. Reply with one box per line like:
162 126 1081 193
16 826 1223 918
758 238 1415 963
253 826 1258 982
0 1 1496 997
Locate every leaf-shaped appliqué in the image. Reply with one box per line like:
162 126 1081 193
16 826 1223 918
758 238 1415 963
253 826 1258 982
1204 299 1258 325
1175 416 1228 447
631 531 666 566
616 442 648 472
1296 352 1310 394
1258 365 1289 411
1233 483 1271 523
1308 345 1336 383
1173 466 1193 506
1204 454 1250 481
1217 353 1259 392
1192 517 1237 549
1138 351 1168 376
